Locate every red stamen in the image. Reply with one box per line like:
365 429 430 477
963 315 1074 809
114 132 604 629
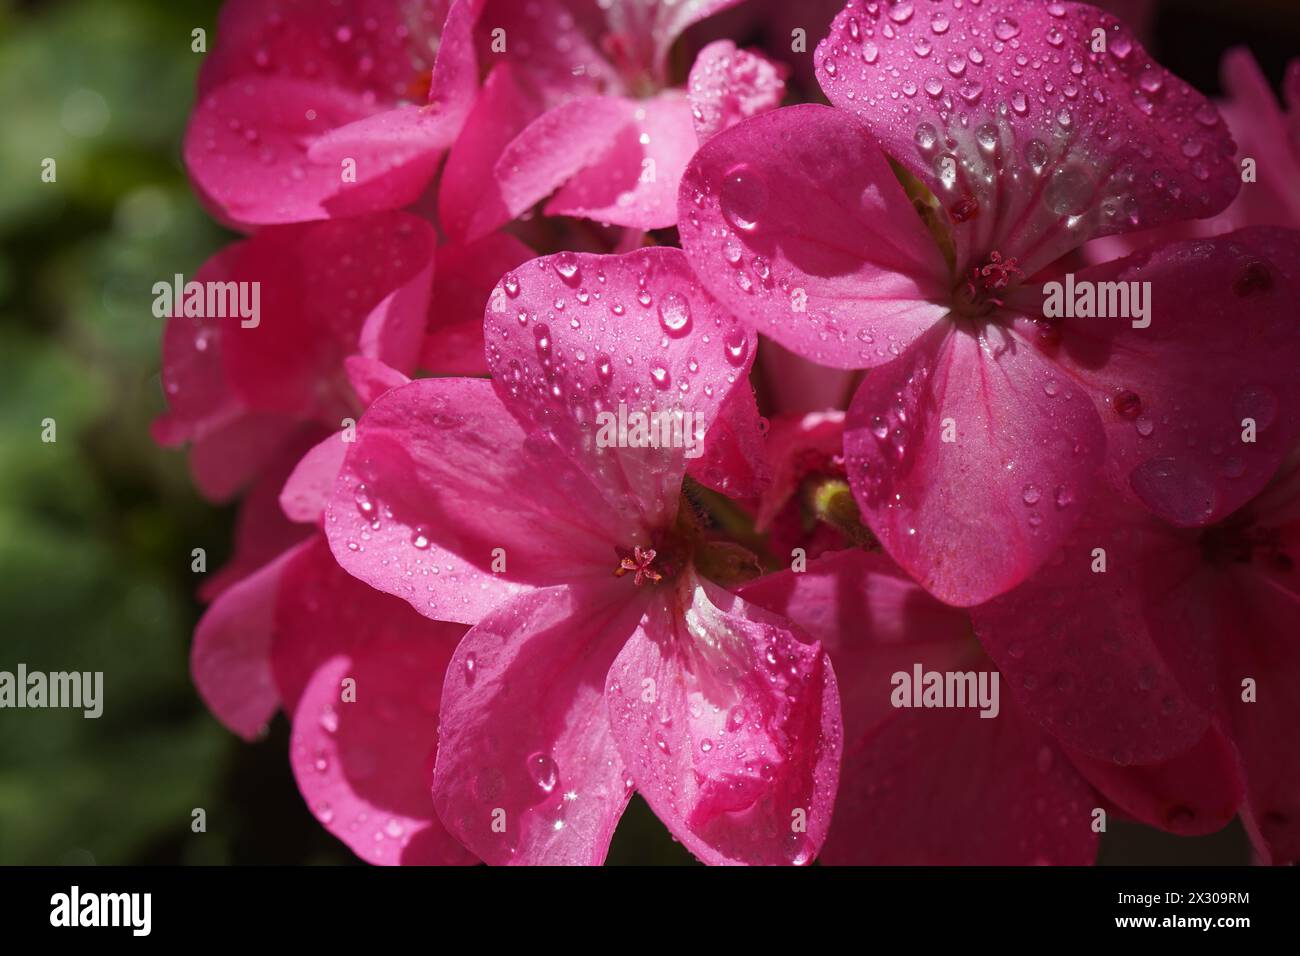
964 251 1023 309
614 546 662 586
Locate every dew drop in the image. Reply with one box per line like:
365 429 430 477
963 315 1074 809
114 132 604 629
720 164 768 232
526 752 559 794
553 252 580 282
994 17 1021 41
723 327 750 367
1112 389 1142 420
1044 164 1096 216
657 292 692 337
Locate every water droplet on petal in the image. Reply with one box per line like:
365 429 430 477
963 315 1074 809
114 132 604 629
526 752 559 794
657 292 692 337
553 251 580 283
720 164 767 232
994 17 1021 41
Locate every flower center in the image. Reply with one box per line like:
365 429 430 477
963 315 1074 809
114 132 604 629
612 504 699 587
952 251 1023 317
614 545 664 586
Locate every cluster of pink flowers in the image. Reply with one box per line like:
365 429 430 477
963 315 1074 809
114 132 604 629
159 0 1300 865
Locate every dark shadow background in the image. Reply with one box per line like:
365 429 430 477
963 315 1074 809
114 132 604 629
0 0 1295 865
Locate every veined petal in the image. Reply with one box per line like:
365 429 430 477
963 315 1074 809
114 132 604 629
432 584 642 865
484 247 755 531
815 0 1240 275
605 571 842 865
678 105 950 370
1027 228 1300 528
843 320 1106 606
325 378 632 625
274 538 475 865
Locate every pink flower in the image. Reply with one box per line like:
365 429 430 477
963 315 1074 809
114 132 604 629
420 231 536 375
678 0 1300 606
192 358 476 865
323 247 841 864
687 39 788 143
1086 48 1300 263
440 0 783 241
742 549 1102 864
185 0 478 227
752 410 854 562
972 447 1300 863
152 211 436 500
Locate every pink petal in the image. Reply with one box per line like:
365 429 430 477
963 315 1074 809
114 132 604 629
815 0 1240 276
202 428 324 600
971 496 1213 764
646 0 746 77
153 243 248 449
432 585 643 865
1211 520 1300 863
677 104 950 369
186 413 302 502
843 321 1106 606
1031 228 1300 527
686 381 771 500
152 237 323 502
324 377 633 625
220 213 435 417
834 704 1097 865
757 341 860 417
343 355 411 409
1064 728 1243 838
687 40 786 143
188 0 470 226
739 549 971 732
492 96 630 227
153 234 302 502
279 433 349 526
191 538 316 740
605 572 842 865
420 232 534 375
1248 445 1300 529
478 0 619 96
289 653 474 865
741 550 1097 864
484 246 756 530
302 104 460 214
184 78 387 227
546 92 698 230
274 539 474 865
753 410 845 534
1217 48 1300 229
425 0 479 141
438 63 546 243
198 0 447 99
1081 48 1300 264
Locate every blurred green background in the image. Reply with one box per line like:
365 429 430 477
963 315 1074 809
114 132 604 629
0 0 1293 866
